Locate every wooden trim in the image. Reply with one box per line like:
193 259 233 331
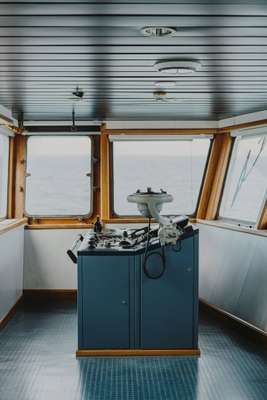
106 121 267 135
76 348 200 357
0 295 23 330
105 128 218 135
257 198 267 230
0 218 27 236
100 123 111 220
218 118 267 133
92 135 101 219
197 134 232 219
26 223 93 230
24 135 98 226
197 136 223 219
204 134 232 220
27 217 94 226
23 289 77 301
200 299 267 346
7 137 15 218
13 135 27 218
197 219 267 237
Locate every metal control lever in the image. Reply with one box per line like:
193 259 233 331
67 234 84 264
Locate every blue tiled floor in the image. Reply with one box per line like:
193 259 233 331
0 300 266 400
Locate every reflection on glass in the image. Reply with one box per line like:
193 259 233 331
220 134 267 223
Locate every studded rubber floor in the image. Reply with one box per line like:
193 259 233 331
0 299 266 400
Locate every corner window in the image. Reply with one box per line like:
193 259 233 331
112 136 211 216
219 131 267 224
25 136 92 217
0 134 9 219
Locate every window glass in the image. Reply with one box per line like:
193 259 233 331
113 138 211 216
220 133 267 223
25 136 91 216
0 134 9 218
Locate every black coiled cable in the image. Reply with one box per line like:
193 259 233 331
143 218 166 279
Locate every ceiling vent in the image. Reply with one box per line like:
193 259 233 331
154 81 177 88
141 26 177 37
154 60 202 75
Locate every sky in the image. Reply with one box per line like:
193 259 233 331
113 139 211 157
27 136 91 156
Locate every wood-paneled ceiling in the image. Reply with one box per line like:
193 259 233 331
1 0 267 121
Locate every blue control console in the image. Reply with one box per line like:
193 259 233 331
76 226 199 353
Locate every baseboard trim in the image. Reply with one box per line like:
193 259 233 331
23 289 77 301
200 299 267 346
0 295 23 330
76 348 201 357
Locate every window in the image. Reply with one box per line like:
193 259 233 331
220 131 267 224
112 136 211 216
0 134 9 219
25 136 92 217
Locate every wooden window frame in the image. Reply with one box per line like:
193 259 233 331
24 135 94 220
10 134 100 228
216 132 267 228
0 134 10 221
109 134 213 221
101 124 220 224
197 133 233 220
5 121 267 230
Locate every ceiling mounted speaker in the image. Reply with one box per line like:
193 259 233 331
72 86 84 100
141 26 177 37
153 90 168 101
154 60 202 75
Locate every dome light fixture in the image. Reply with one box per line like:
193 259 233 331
141 26 177 37
154 60 202 75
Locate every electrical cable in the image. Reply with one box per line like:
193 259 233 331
143 217 166 279
172 239 182 252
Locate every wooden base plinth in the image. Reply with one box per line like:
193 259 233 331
76 348 200 357
23 289 77 302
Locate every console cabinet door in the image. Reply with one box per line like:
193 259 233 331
78 255 130 349
140 237 196 349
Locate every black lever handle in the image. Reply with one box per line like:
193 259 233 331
67 249 77 264
67 234 84 264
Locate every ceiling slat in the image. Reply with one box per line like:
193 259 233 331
0 1 266 120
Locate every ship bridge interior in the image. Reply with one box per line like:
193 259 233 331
0 1 267 400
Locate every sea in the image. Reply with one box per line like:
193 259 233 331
25 153 267 222
25 154 206 217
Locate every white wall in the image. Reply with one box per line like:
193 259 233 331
198 223 267 333
0 225 24 321
24 229 88 289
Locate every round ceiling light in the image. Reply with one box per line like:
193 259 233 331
141 26 177 37
154 60 202 75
